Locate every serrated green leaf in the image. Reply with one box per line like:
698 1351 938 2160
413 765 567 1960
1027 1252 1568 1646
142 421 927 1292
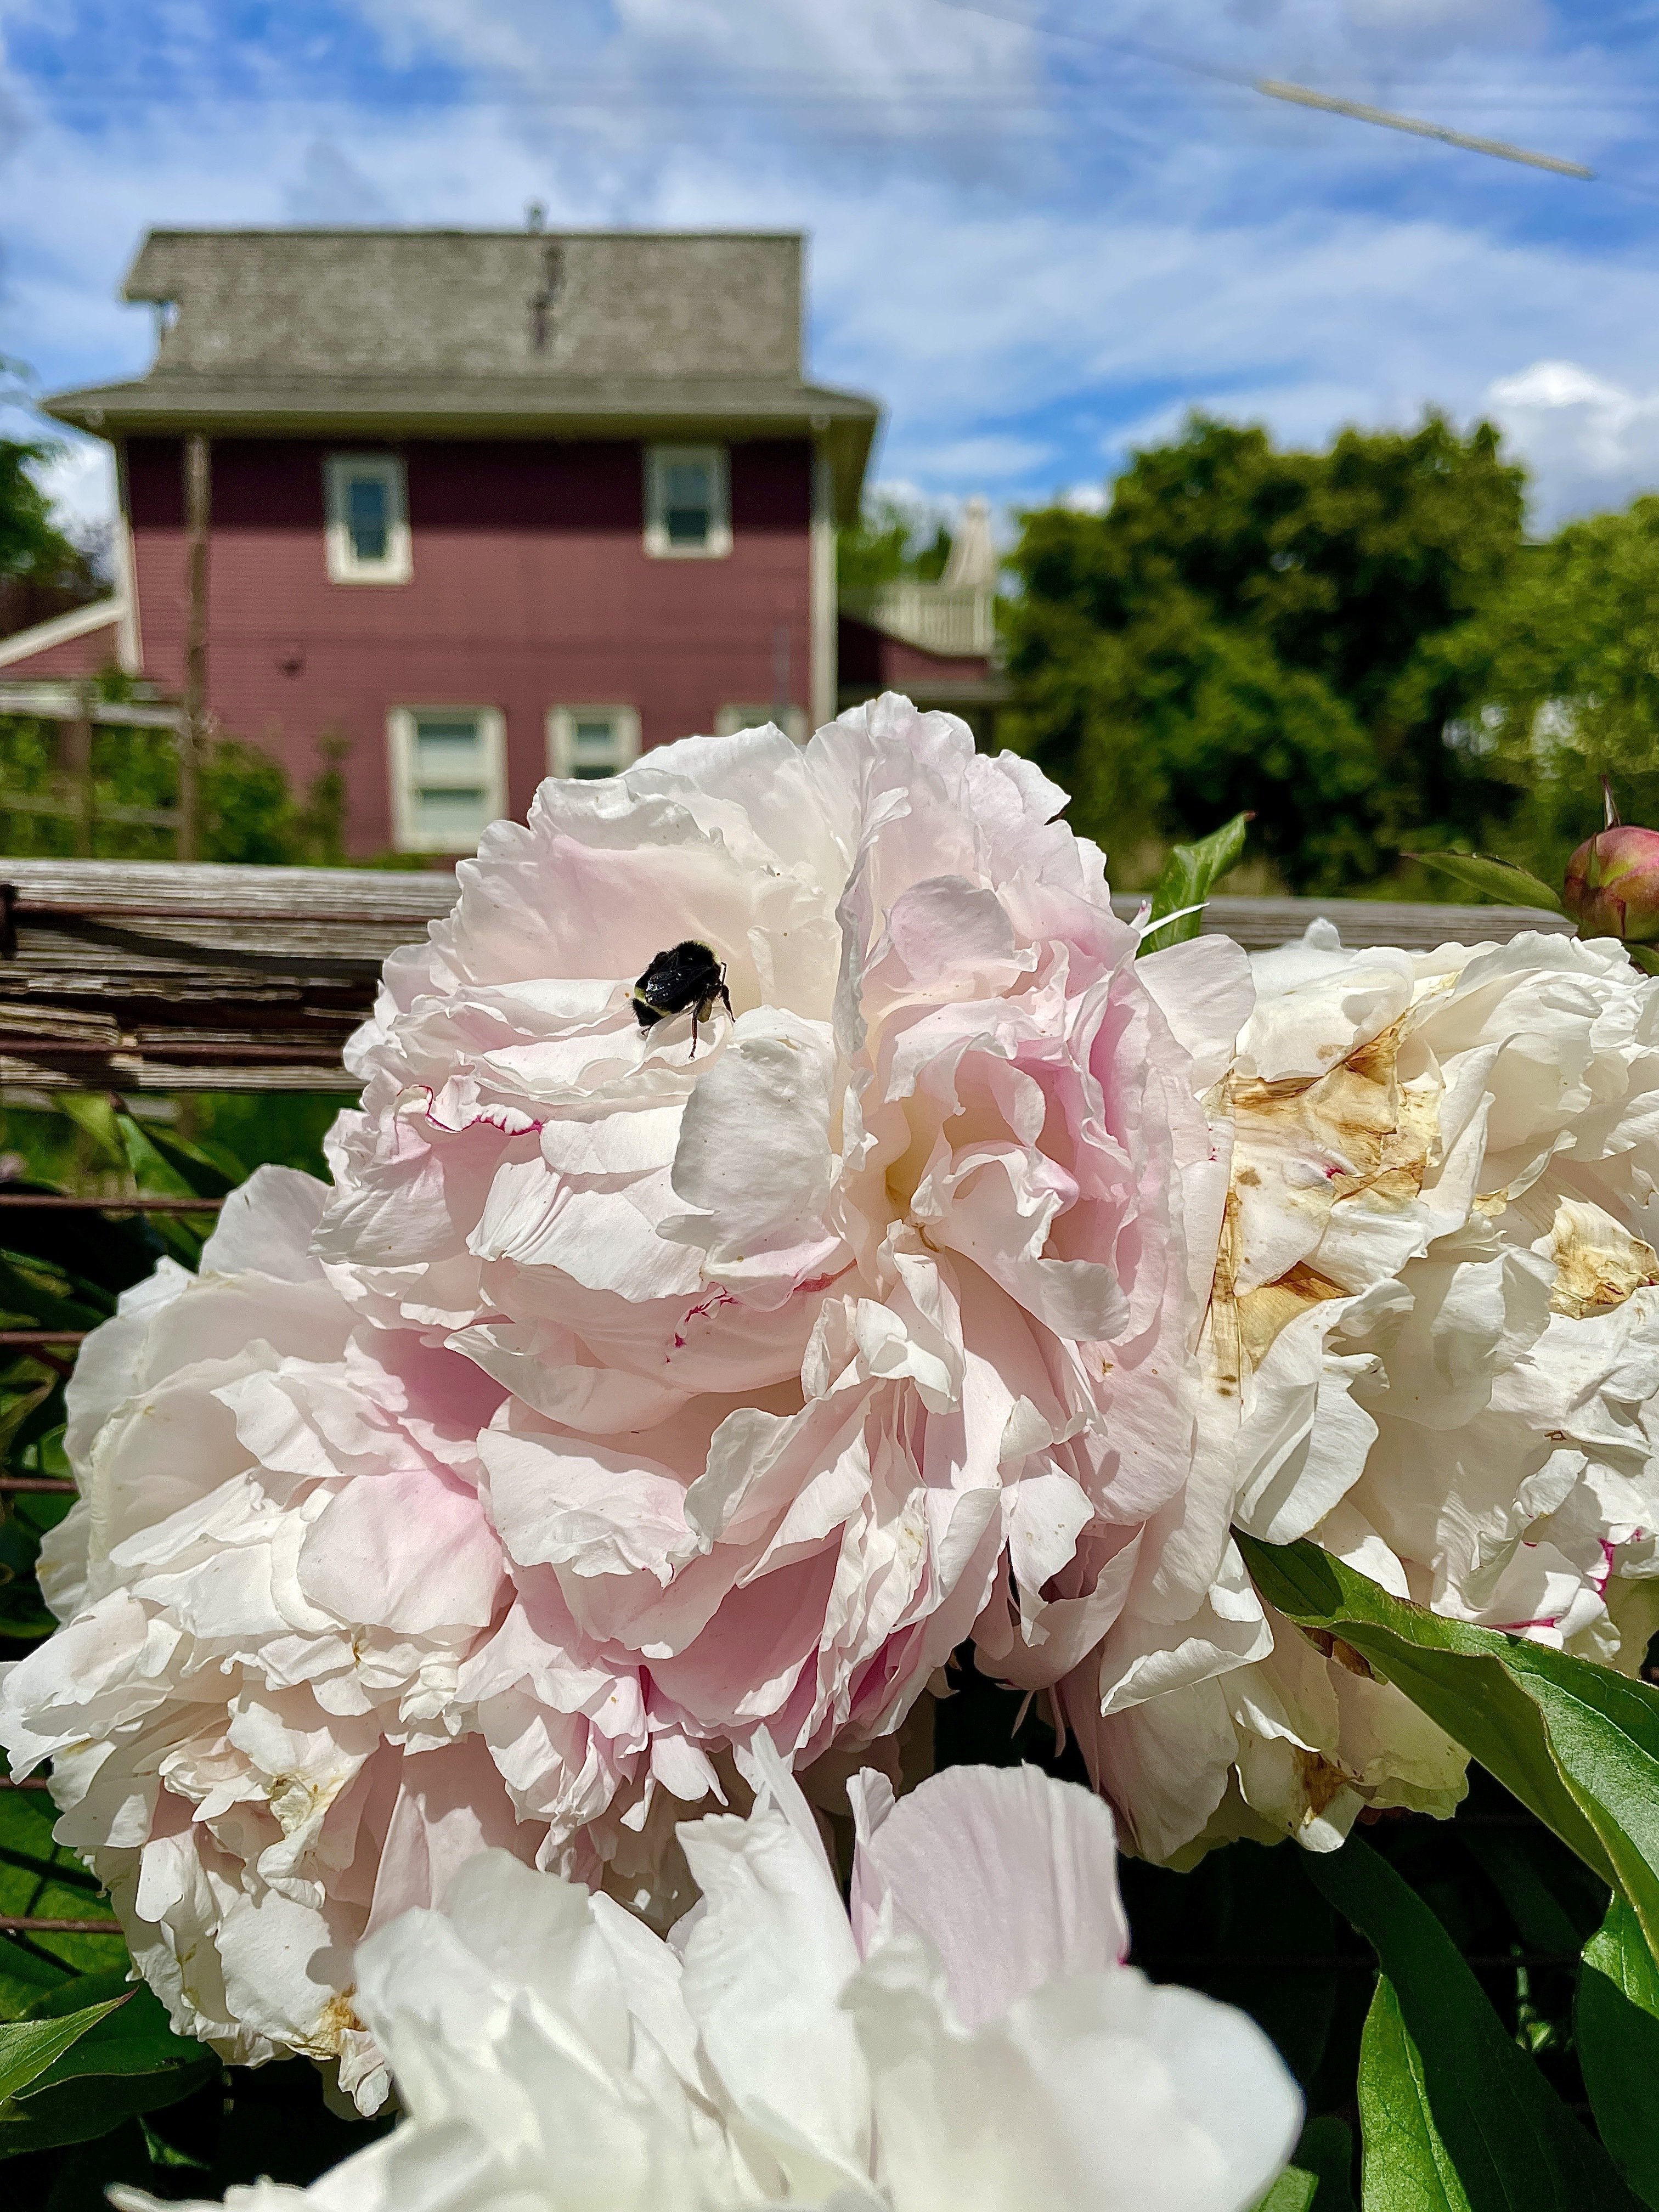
1403 850 1566 914
1237 1535 1659 1950
1313 1838 1639 2211
1139 810 1252 950
1358 1978 1472 2212
0 1994 127 2101
1577 1898 1659 2209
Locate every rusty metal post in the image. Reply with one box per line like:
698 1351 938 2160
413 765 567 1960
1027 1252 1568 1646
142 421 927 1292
179 432 212 861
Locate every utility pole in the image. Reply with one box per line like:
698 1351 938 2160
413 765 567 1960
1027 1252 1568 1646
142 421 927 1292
179 432 211 861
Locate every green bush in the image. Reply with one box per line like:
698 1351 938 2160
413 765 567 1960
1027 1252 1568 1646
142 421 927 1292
0 716 348 867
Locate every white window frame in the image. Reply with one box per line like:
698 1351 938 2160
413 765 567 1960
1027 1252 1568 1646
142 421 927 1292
714 703 808 742
324 453 412 585
387 705 507 853
546 704 643 780
644 443 731 560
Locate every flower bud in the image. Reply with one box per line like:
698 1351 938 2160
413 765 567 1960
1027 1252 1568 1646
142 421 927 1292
1563 825 1659 946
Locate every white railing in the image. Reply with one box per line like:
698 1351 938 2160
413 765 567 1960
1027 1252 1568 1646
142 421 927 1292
843 582 997 659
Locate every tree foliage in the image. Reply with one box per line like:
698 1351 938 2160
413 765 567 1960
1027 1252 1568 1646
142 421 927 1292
1437 497 1659 888
838 492 954 592
0 439 103 633
1003 411 1527 891
0 720 349 866
0 441 78 585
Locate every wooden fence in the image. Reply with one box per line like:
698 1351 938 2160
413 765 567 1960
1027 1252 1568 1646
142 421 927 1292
0 857 1579 1093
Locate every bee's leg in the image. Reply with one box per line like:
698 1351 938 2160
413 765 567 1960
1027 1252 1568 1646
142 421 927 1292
689 1009 701 1060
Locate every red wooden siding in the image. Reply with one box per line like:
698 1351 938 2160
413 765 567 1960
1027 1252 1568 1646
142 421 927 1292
125 436 814 855
837 613 991 692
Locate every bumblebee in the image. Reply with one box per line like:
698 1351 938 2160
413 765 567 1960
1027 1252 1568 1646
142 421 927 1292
630 940 733 1053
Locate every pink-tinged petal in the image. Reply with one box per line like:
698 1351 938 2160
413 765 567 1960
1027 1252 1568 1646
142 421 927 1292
849 1764 1129 2026
296 1465 505 1634
200 1165 330 1283
364 1737 541 1937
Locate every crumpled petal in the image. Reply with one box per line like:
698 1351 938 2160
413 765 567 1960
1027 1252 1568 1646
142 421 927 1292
1060 921 1659 1863
110 1758 1300 2212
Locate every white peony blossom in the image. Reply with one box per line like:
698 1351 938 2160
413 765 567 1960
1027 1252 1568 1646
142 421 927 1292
1062 923 1659 1862
307 698 1242 1869
0 1166 523 2103
1 698 1249 2086
111 1754 1301 2212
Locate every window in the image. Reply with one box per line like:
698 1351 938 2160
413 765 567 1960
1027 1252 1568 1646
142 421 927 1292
387 707 506 851
325 454 411 584
547 705 642 780
644 444 731 559
714 703 808 742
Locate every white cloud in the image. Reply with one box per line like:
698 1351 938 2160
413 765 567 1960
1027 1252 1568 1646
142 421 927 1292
1483 360 1659 531
284 137 395 223
0 0 1652 543
30 433 116 544
896 432 1056 484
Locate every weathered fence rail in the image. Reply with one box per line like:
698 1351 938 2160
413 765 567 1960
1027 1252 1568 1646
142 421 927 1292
0 859 1577 1091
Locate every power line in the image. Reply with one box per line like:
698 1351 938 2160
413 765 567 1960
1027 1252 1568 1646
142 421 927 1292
1256 80 1594 180
935 0 1599 179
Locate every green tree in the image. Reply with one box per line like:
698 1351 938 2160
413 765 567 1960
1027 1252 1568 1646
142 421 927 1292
1003 412 1527 891
0 437 103 617
1430 495 1659 887
838 493 953 592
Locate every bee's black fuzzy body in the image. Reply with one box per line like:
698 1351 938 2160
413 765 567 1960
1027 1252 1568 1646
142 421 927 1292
630 940 733 1051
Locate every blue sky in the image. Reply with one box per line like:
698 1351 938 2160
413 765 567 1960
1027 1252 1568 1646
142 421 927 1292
4 0 1659 543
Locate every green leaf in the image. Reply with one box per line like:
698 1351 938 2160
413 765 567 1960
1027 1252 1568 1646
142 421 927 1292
1581 1894 1659 2024
1254 2166 1320 2211
1311 1836 1640 2211
1358 1977 1472 2211
1403 850 1566 914
1296 2117 1358 2212
1459 1825 1596 1960
22 1978 208 2089
0 2051 218 2155
1139 810 1252 949
1238 1535 1659 1950
0 1995 127 2101
115 1114 237 1201
1577 1898 1659 2208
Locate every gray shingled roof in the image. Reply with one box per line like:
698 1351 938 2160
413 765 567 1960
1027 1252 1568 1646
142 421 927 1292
44 228 881 518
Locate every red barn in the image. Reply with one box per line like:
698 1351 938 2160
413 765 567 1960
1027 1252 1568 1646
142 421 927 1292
0 228 898 856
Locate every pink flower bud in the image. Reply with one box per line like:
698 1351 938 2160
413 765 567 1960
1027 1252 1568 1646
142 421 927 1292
1564 826 1659 945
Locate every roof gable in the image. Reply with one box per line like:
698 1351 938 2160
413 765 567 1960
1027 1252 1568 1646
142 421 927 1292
123 229 804 382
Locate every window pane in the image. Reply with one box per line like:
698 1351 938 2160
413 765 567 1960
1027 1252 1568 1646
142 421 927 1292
415 785 489 839
665 461 709 506
664 459 711 546
415 716 482 766
347 476 390 561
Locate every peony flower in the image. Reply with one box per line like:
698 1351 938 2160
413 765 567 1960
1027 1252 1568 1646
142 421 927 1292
110 1752 1302 2212
0 1166 528 2105
1060 923 1659 1863
1 698 1251 2091
311 695 1248 1878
